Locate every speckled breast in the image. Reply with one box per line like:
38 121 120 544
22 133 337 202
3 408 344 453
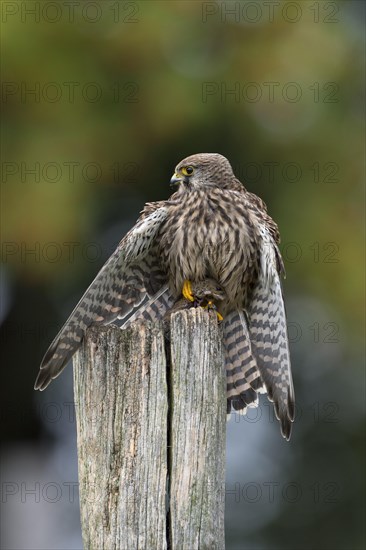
159 189 259 306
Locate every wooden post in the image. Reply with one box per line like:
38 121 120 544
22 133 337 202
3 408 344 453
74 323 168 549
74 308 226 550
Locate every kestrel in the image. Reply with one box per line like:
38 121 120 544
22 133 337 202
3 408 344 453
35 153 295 440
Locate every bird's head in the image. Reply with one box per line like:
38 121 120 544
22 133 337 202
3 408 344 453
170 153 235 191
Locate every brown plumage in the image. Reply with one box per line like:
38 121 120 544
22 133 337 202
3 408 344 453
35 153 295 440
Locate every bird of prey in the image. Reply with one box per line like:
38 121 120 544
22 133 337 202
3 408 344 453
35 153 295 440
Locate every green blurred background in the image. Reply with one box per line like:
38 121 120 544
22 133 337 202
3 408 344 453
1 1 364 549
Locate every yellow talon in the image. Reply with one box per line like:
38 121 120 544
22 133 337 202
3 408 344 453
182 280 194 302
206 300 224 322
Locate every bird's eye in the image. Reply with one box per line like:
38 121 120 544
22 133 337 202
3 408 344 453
182 166 194 176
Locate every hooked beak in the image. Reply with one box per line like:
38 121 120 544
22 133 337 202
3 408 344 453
170 172 182 189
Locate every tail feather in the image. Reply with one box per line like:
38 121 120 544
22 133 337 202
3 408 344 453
224 310 264 415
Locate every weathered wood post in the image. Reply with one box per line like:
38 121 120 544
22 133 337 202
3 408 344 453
74 308 226 550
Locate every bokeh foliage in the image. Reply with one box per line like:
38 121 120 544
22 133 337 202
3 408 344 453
1 1 364 549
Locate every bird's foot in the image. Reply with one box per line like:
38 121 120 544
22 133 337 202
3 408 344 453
182 280 194 302
205 300 224 322
181 280 223 321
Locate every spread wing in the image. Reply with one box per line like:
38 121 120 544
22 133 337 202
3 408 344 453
34 204 168 390
247 226 295 440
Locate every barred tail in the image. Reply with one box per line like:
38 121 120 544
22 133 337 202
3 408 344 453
224 310 265 416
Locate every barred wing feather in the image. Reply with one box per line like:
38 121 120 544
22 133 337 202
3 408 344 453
248 230 295 440
34 206 168 390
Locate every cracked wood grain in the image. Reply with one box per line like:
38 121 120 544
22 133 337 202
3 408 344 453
74 309 226 550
